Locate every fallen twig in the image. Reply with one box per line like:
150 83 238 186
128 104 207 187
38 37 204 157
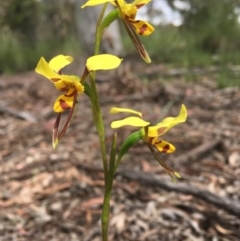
73 160 240 218
118 169 240 218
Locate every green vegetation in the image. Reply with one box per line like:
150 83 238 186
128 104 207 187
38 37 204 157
0 0 78 74
0 0 240 88
122 23 240 88
0 32 80 74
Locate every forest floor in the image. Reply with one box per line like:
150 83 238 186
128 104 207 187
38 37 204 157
1 60 240 241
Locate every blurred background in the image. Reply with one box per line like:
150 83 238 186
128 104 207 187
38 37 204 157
1 0 240 87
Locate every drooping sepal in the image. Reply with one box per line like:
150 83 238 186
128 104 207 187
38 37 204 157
123 21 151 63
52 113 62 149
52 94 78 149
147 143 181 181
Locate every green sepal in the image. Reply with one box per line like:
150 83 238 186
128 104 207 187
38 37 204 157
83 82 93 100
114 130 142 173
100 9 119 35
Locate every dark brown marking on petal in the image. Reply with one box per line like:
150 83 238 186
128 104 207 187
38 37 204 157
162 144 170 153
51 78 61 82
59 99 71 111
158 127 167 135
136 4 144 9
59 86 69 92
153 137 162 144
139 24 148 35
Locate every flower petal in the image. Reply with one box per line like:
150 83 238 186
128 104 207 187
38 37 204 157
48 55 73 72
35 58 82 89
81 0 113 8
86 54 122 71
111 116 150 128
53 93 76 112
55 75 84 93
35 57 61 81
129 19 154 36
121 4 137 19
153 139 176 153
148 104 187 137
74 81 85 93
54 80 69 91
110 107 142 117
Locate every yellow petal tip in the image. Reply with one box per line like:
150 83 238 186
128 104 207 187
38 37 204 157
52 140 59 149
174 171 181 179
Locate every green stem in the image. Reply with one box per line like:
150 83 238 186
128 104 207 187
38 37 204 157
102 133 116 241
91 3 113 241
101 178 113 241
91 2 109 183
95 3 108 55
101 133 116 241
89 74 108 183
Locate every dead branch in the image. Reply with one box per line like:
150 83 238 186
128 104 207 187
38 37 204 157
118 169 240 218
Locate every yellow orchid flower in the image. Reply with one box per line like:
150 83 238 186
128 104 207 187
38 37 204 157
82 0 153 36
81 0 154 63
35 55 84 113
110 105 187 178
35 54 122 148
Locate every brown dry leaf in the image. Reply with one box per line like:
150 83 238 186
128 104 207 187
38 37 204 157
179 195 194 201
30 205 52 224
54 166 93 184
110 212 126 233
114 181 138 195
141 160 152 172
36 182 72 198
140 228 159 241
214 223 233 235
81 197 104 208
228 152 240 167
